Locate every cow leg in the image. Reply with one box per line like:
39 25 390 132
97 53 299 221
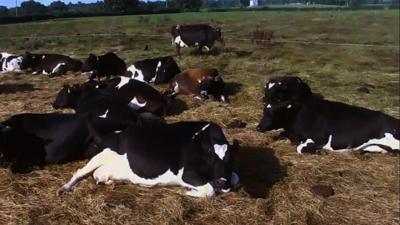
198 46 203 55
296 139 319 154
59 149 113 193
176 45 181 57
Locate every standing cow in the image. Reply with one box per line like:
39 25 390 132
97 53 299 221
171 24 224 56
256 76 400 155
125 56 180 84
1 52 23 73
81 52 126 80
20 52 82 77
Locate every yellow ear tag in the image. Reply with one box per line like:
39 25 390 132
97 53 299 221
287 104 292 109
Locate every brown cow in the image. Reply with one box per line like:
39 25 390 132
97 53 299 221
164 68 227 102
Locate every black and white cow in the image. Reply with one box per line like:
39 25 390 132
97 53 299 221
20 52 82 77
256 76 400 154
164 68 227 102
59 120 239 197
171 24 224 56
81 52 127 80
125 56 181 84
0 52 23 73
54 77 169 116
0 113 125 173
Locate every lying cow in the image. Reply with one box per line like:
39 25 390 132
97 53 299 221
125 56 180 84
81 52 126 80
59 120 239 198
256 76 400 154
54 77 169 116
20 52 82 77
164 68 227 102
171 24 224 56
0 113 118 173
0 52 23 73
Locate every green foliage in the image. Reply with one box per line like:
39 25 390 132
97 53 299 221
175 0 203 10
104 0 139 12
20 0 47 16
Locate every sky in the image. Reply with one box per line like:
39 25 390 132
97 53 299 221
0 0 98 8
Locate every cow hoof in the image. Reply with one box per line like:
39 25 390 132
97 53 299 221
57 185 72 196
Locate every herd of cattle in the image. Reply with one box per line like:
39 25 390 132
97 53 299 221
0 24 399 198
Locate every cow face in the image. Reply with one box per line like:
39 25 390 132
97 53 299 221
193 123 237 193
53 85 81 109
81 54 98 72
257 76 312 132
200 76 227 102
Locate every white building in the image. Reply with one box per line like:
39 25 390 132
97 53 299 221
249 0 258 7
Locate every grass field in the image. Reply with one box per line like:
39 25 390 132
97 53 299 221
0 10 399 225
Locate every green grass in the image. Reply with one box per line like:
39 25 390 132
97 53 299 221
0 10 399 225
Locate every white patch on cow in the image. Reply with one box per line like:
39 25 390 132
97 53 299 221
42 55 45 59
128 97 147 110
197 79 202 83
220 95 226 102
192 124 211 139
114 130 122 134
4 56 22 72
155 61 162 72
61 148 217 197
287 104 292 109
204 46 210 52
32 71 38 75
173 82 179 93
278 82 282 85
322 135 334 151
127 65 145 82
42 70 49 75
268 83 275 89
51 63 66 74
99 110 109 118
174 35 188 47
116 76 131 89
214 144 228 160
296 138 314 154
266 104 272 109
355 133 399 153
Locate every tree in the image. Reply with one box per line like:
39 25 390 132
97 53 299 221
104 0 139 12
0 6 8 16
240 0 250 6
20 0 47 16
49 1 67 12
175 0 202 10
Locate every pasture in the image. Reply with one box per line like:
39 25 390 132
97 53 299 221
0 10 399 224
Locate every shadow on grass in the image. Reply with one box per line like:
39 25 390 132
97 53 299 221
167 98 189 116
224 81 242 96
234 146 287 198
0 83 36 94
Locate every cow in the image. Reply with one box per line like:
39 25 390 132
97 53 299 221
164 68 227 102
256 76 400 155
0 113 129 173
171 24 224 56
54 77 169 116
125 56 181 84
20 52 82 77
59 120 240 198
81 52 126 80
0 52 23 73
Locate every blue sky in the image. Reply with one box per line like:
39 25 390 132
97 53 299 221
1 0 98 8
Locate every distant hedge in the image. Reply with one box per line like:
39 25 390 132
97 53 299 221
0 8 181 25
207 5 392 12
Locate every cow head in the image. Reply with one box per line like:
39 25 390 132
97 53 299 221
53 84 82 109
20 52 37 70
257 76 312 132
201 76 228 103
192 123 238 193
81 54 98 73
214 27 224 45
